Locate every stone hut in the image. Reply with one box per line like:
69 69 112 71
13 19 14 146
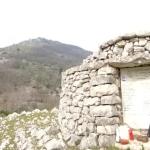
59 33 150 149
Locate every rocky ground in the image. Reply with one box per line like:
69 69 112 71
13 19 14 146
0 108 67 150
0 108 120 150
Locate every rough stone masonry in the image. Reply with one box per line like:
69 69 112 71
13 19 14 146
59 32 150 149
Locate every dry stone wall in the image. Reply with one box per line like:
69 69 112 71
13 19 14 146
59 33 150 149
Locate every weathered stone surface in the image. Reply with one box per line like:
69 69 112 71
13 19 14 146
138 38 147 46
45 139 66 150
99 52 108 60
113 47 123 55
74 95 84 102
101 95 121 104
86 115 95 123
80 133 98 149
80 74 89 80
70 106 82 114
65 66 80 75
95 117 120 125
89 70 97 78
65 113 72 119
78 118 84 125
134 46 145 52
90 105 118 117
97 125 116 135
72 98 78 106
88 133 98 148
67 119 76 130
90 75 115 85
67 134 81 146
73 79 89 87
77 122 87 135
88 61 105 70
82 106 89 115
98 65 118 75
90 84 119 97
83 97 100 106
87 123 95 132
145 42 150 51
98 135 115 147
72 113 80 121
123 42 133 53
61 128 71 141
82 82 90 91
78 101 83 107
79 136 89 150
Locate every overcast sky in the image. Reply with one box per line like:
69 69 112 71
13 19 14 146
0 0 150 51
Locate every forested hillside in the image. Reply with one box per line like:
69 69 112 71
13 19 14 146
0 38 91 113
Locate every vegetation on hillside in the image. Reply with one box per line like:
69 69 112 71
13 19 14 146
0 38 91 112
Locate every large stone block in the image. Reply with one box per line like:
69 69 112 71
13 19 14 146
90 105 118 117
90 84 119 97
90 75 115 86
145 42 150 51
67 134 81 146
77 122 87 135
87 133 98 148
98 65 118 75
87 123 95 132
66 119 76 131
95 117 120 125
138 38 147 46
80 133 98 149
101 95 121 104
97 125 116 135
134 46 145 52
98 135 115 147
83 97 100 106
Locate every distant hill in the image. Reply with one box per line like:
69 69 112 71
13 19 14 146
0 38 91 113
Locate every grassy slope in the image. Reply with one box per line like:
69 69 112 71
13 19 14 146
0 109 59 150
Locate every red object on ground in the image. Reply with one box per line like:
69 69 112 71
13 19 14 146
129 128 134 140
120 139 129 145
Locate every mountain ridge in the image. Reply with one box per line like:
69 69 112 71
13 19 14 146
0 38 92 112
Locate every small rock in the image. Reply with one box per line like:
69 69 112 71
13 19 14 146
45 139 66 150
138 38 147 46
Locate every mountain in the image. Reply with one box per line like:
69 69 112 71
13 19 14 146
0 38 91 113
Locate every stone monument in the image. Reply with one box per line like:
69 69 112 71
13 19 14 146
59 33 150 149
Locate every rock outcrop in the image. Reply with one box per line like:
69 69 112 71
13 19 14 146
0 108 66 150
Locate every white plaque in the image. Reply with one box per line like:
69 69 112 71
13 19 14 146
121 66 150 129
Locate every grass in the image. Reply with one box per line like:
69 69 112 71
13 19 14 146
0 110 10 117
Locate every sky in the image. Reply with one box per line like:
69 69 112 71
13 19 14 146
0 0 150 51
